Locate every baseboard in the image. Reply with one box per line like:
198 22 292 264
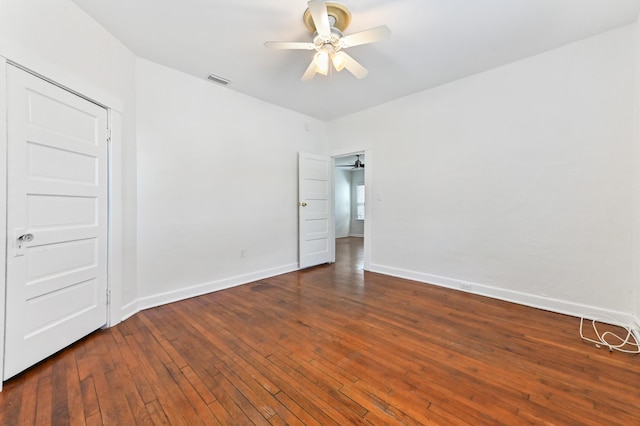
120 300 140 322
369 263 638 326
119 261 637 331
632 316 640 343
348 233 364 238
122 263 299 319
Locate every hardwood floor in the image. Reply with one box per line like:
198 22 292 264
2 236 639 425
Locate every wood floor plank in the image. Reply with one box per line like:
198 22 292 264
145 399 171 425
210 370 271 425
206 399 236 425
51 355 71 425
272 391 326 426
91 368 134 424
2 237 640 424
79 376 100 419
11 372 35 425
122 380 155 426
84 411 103 426
164 361 219 425
181 365 218 406
205 371 256 425
34 364 54 426
63 350 85 426
118 334 158 404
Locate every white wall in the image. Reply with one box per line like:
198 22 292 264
335 168 351 238
328 25 637 323
135 59 326 307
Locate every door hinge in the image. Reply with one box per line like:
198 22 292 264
106 289 111 304
107 128 112 143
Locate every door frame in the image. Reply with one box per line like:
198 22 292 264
0 58 124 389
331 148 372 270
0 58 8 391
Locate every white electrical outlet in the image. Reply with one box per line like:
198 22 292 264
240 249 246 258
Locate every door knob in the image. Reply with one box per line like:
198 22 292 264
300 202 307 207
18 233 34 242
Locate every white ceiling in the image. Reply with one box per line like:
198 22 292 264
71 0 640 121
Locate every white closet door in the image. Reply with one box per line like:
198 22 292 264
4 66 108 380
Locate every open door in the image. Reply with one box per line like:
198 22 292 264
298 152 334 269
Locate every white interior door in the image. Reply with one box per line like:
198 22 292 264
299 152 334 269
4 66 108 380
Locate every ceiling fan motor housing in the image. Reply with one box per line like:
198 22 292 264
303 2 352 33
314 29 343 52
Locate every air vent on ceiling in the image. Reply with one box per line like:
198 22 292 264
207 73 230 86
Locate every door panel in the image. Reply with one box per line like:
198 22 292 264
4 66 108 380
298 152 334 269
28 195 97 227
28 142 98 184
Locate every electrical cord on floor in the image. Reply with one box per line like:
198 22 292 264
579 315 640 354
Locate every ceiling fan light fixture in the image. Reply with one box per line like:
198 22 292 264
314 51 330 75
331 51 347 72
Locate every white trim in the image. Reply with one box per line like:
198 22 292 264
633 21 640 343
0 57 7 390
633 325 640 345
126 263 299 317
106 110 123 326
370 263 639 327
120 300 140 322
363 150 372 271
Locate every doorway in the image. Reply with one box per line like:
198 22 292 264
334 152 367 269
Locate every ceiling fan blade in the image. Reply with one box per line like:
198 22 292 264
264 41 315 50
340 25 391 48
301 59 317 82
341 52 369 79
307 0 331 37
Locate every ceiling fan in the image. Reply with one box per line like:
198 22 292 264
264 1 391 81
337 154 365 169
